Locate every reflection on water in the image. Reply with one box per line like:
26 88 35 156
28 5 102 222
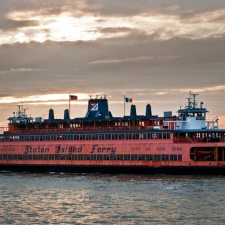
0 172 225 224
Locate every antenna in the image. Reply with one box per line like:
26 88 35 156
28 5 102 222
186 97 191 108
200 101 203 109
23 108 28 117
192 93 198 108
16 103 23 117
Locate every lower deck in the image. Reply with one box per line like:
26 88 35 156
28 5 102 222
0 138 225 174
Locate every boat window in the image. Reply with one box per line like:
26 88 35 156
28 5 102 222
48 154 53 160
0 153 187 162
148 155 153 161
117 154 123 160
173 155 177 161
45 135 50 141
112 134 117 140
78 154 84 160
190 147 225 161
110 154 116 160
80 134 86 140
105 134 111 140
0 131 177 142
131 154 138 160
102 154 108 160
154 155 161 161
84 154 90 160
86 134 91 140
99 134 104 140
124 154 131 160
139 155 145 160
90 154 96 160
119 133 123 139
43 155 48 160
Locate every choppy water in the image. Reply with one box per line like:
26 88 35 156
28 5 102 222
0 173 225 225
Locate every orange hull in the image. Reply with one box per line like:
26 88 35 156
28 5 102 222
1 139 225 173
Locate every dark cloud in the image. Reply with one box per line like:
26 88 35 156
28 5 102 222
0 0 84 31
0 35 225 93
0 0 224 20
85 0 178 16
0 94 11 98
98 27 137 34
0 19 39 31
180 0 225 14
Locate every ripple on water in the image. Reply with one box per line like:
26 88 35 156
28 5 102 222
0 173 225 224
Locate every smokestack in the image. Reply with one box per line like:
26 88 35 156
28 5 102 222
64 109 70 121
146 104 152 117
130 104 137 118
48 108 54 121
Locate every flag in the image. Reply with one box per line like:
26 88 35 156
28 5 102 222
69 95 78 100
125 97 132 103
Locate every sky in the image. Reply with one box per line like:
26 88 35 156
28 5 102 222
0 0 225 126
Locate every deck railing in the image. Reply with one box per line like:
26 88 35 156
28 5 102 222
173 137 225 143
4 125 157 134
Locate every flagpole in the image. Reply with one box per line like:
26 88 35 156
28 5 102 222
69 93 71 119
124 95 125 117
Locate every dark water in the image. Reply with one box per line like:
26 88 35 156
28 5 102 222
0 173 225 225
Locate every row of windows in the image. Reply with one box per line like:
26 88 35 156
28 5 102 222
0 154 182 161
0 132 171 142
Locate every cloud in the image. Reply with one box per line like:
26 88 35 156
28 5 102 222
180 8 225 24
0 93 90 105
90 55 181 65
0 19 39 31
0 36 225 94
0 1 225 45
90 56 154 65
0 67 41 74
154 85 225 95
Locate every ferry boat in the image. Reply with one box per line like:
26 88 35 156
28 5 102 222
0 93 225 174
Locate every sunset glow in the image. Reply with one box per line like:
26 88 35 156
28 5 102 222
0 93 89 104
1 7 225 45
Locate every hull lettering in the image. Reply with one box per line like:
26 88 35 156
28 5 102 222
90 144 116 154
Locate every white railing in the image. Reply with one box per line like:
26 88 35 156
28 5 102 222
163 120 187 130
163 120 224 130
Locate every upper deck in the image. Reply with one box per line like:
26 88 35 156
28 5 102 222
1 93 224 143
